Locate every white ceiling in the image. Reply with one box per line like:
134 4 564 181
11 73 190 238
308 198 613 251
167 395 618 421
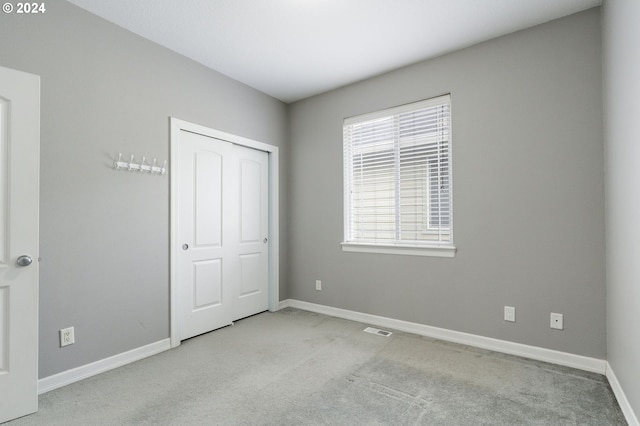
65 0 601 103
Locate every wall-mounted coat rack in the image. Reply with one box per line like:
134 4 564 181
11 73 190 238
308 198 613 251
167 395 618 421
114 153 167 175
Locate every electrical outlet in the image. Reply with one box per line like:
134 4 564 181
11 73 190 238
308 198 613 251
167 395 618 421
550 313 564 330
60 327 75 347
315 280 321 291
504 306 515 322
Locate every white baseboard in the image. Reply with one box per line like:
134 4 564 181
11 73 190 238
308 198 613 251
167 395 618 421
38 338 171 394
607 362 640 426
279 299 607 375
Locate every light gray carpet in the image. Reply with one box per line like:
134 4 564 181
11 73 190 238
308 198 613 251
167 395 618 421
6 308 626 425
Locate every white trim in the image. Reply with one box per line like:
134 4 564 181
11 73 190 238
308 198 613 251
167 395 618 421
267 146 280 314
278 299 293 309
341 242 456 257
169 117 279 348
607 362 640 426
279 299 607 374
37 339 171 394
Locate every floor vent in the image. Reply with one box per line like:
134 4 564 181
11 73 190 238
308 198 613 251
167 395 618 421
364 327 392 337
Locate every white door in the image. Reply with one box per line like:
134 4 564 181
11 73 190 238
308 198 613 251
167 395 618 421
0 66 40 423
233 146 269 321
177 130 268 340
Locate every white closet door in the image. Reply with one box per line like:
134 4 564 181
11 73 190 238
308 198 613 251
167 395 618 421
177 130 268 340
233 146 268 321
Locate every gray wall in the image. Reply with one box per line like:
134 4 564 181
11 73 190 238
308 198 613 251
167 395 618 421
603 0 640 417
0 1 288 378
288 9 605 358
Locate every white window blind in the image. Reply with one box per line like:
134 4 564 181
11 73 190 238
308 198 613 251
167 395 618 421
343 95 453 251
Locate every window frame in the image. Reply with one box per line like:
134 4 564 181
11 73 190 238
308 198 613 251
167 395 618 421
342 95 456 258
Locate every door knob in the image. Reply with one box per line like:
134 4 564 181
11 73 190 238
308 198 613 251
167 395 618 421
16 255 33 267
182 244 189 250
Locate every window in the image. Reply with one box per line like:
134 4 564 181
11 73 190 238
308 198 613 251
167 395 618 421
342 94 455 257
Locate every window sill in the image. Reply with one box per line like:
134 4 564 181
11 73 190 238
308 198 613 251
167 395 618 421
341 242 456 258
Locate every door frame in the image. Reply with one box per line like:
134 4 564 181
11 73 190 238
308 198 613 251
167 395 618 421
169 117 279 348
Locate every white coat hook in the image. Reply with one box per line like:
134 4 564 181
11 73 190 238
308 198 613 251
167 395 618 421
128 155 140 172
114 153 127 170
151 158 161 174
140 156 151 173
